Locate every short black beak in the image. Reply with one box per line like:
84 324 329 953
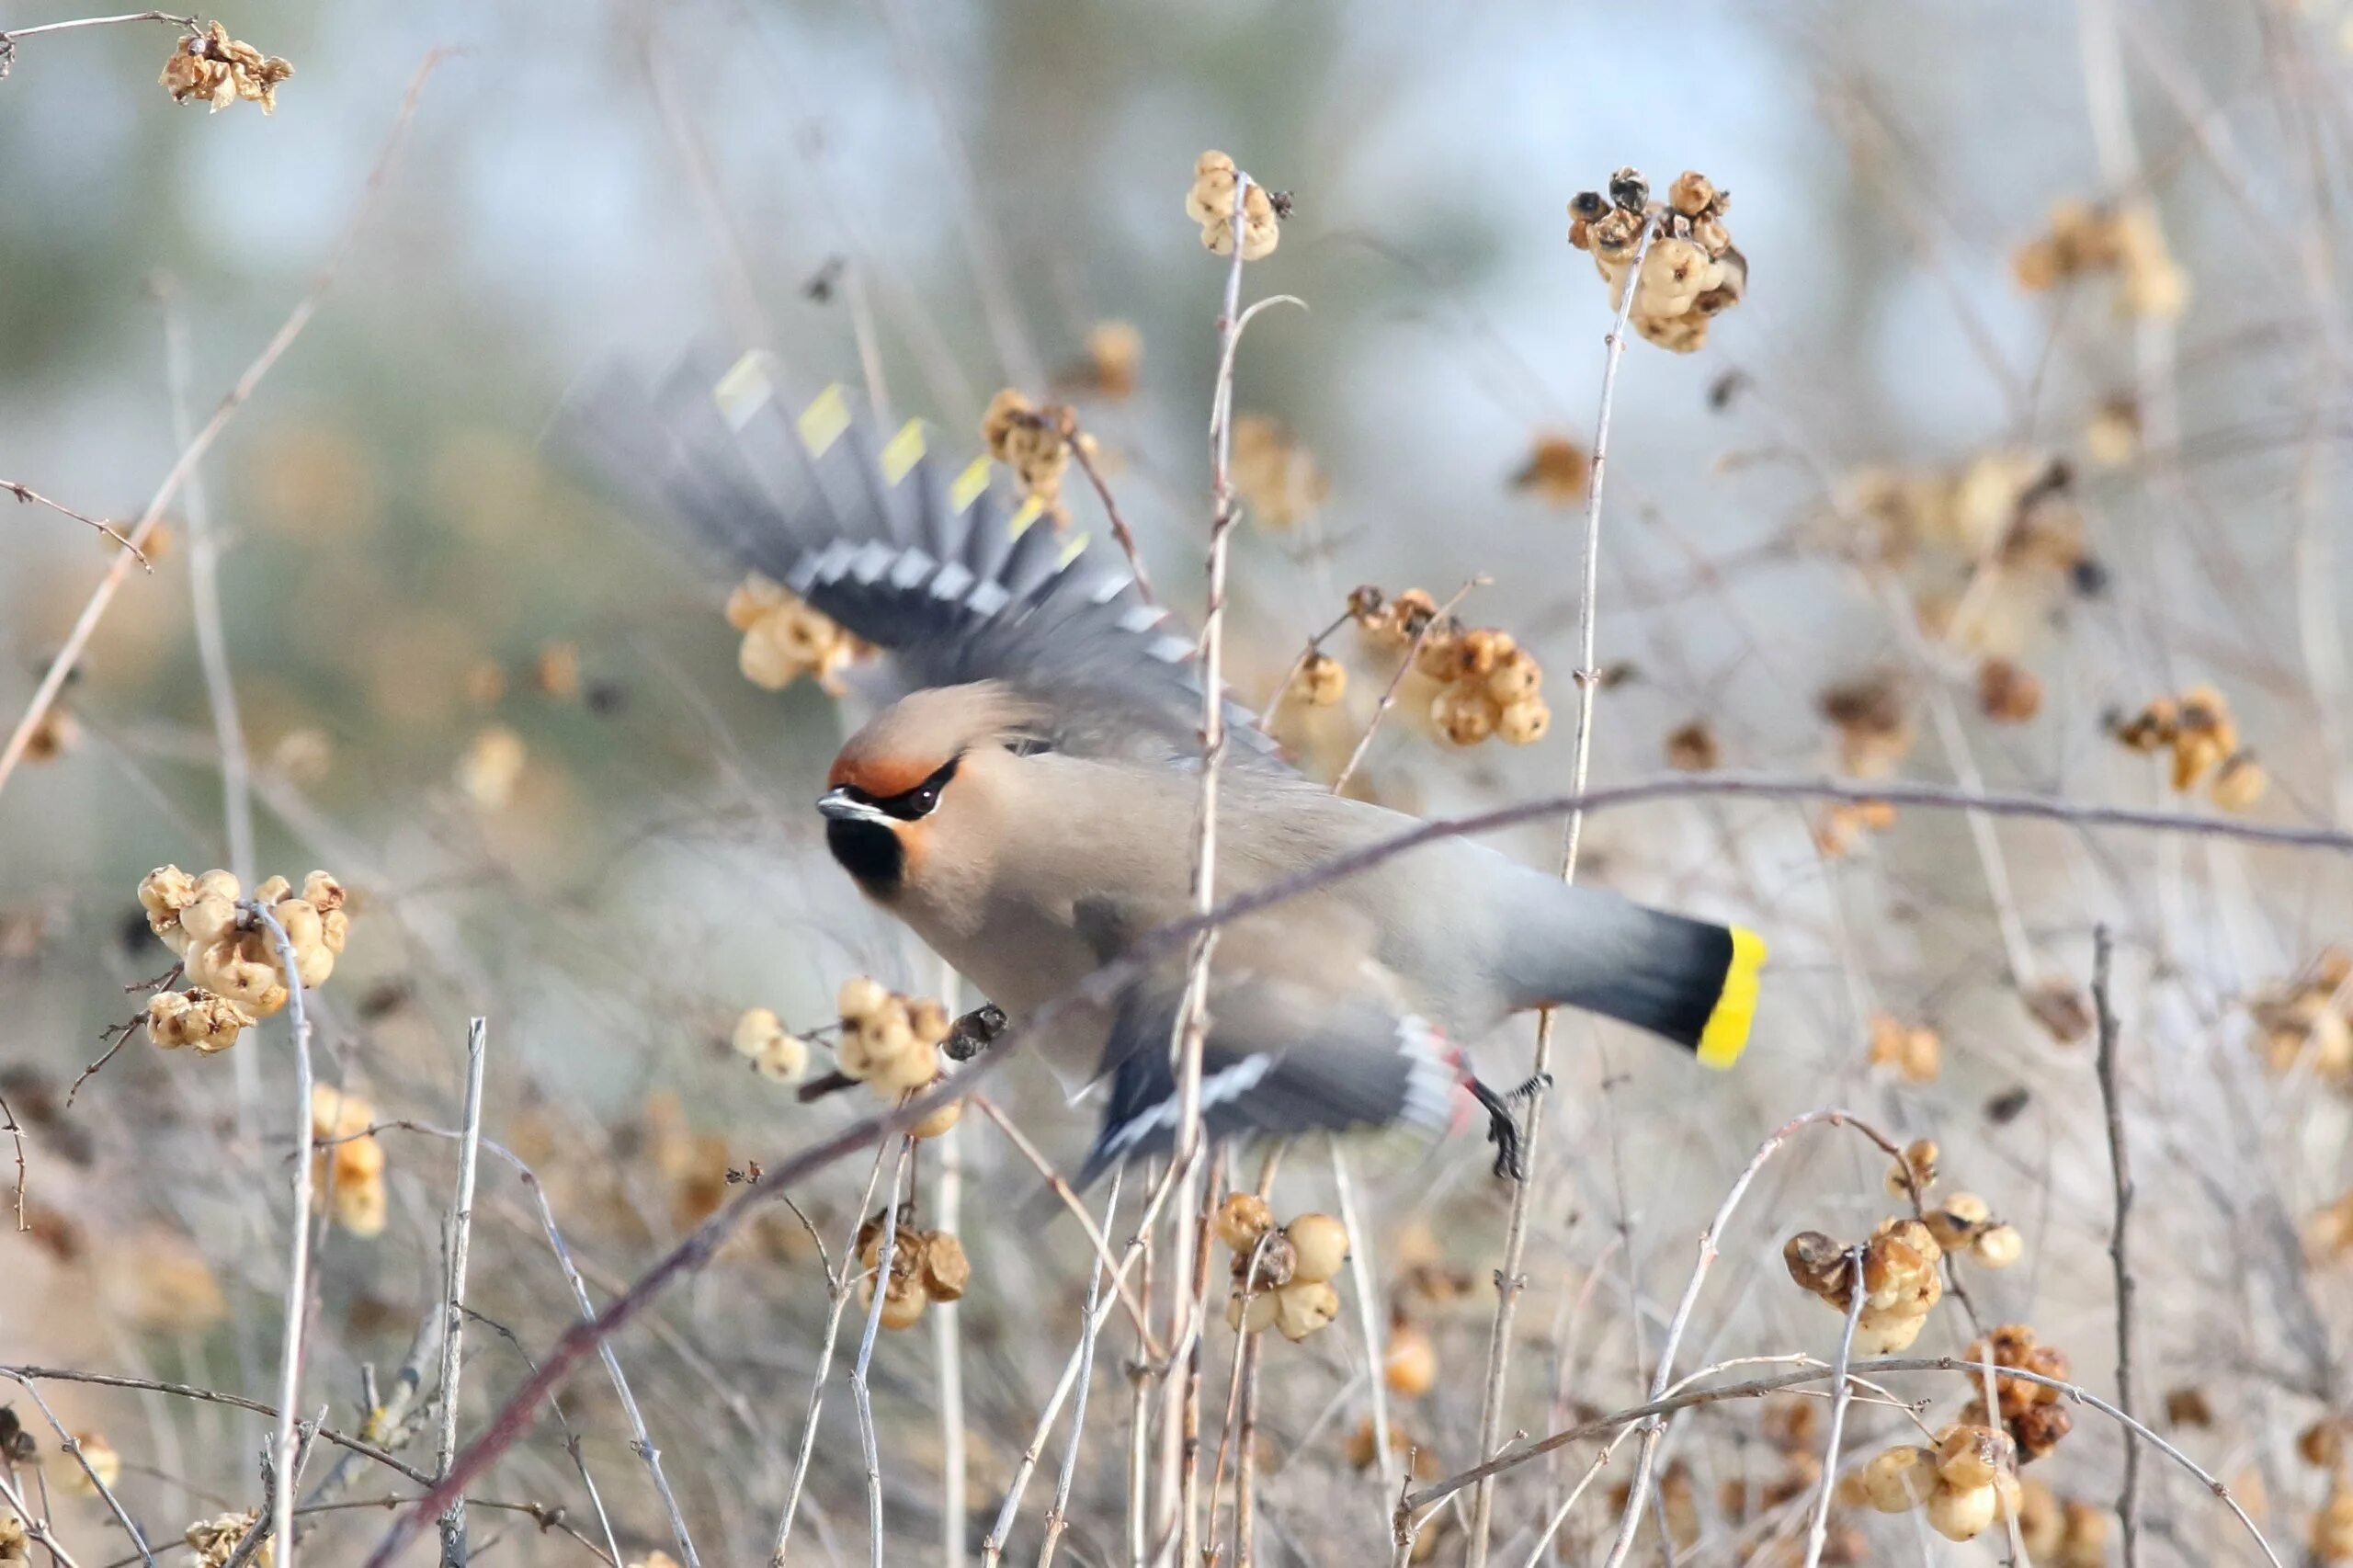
817 787 891 825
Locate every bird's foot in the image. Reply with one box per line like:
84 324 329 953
1506 1072 1553 1102
1465 1078 1528 1182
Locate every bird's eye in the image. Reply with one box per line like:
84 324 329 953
908 783 941 815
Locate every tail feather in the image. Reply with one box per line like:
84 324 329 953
1506 883 1766 1065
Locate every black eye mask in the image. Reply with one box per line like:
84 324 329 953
842 755 961 822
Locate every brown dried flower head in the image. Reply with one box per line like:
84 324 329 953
1186 151 1280 260
159 21 291 115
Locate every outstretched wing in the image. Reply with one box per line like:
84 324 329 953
1075 968 1461 1187
570 351 1282 766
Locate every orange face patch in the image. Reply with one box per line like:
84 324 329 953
828 749 942 798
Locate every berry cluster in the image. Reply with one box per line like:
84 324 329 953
1960 1324 2075 1460
1213 1193 1347 1342
2012 199 2189 321
835 977 962 1139
158 21 292 115
2251 949 2352 1084
1813 676 1906 856
138 867 350 1045
731 1007 811 1085
0 1511 22 1566
726 572 866 694
1186 152 1281 261
1568 168 1746 353
1839 1424 2021 1542
1782 1217 1942 1353
1347 586 1551 746
183 1511 269 1567
981 390 1076 529
312 1085 389 1238
2109 683 2268 810
1867 1014 1941 1083
858 1204 970 1330
1231 415 1328 530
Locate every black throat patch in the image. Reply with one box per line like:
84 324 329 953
826 817 904 899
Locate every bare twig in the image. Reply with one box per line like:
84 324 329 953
1 1365 433 1485
0 50 447 805
1036 1167 1124 1568
851 1140 915 1568
1467 209 1654 1568
0 1093 25 1232
933 961 969 1568
2 483 148 567
1330 1143 1398 1511
1164 164 1260 1561
972 1096 1159 1350
236 902 316 1568
2092 927 2143 1568
1799 1248 1870 1568
1061 415 1157 605
0 7 193 75
983 1158 1187 1564
1598 1107 1895 1568
1 1372 155 1566
769 1141 894 1567
433 1020 490 1567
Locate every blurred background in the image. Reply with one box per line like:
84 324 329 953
3 1 2350 1563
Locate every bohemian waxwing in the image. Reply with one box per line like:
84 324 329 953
576 355 1765 1182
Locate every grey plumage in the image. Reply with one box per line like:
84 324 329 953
570 356 1763 1174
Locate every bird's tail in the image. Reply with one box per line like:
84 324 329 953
1501 881 1765 1066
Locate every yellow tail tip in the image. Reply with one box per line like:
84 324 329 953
1697 926 1766 1068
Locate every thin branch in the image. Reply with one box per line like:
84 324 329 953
433 1020 490 1567
1 483 148 568
1060 415 1156 605
0 49 447 805
769 1140 894 1567
1467 209 1655 1568
2093 926 2143 1568
983 1158 1186 1565
1799 1249 1870 1568
1330 1142 1398 1510
0 1373 155 1566
851 1139 914 1568
1164 164 1261 1563
1599 1107 1893 1568
452 1306 623 1568
972 1096 1159 1351
0 7 194 75
1035 1168 1123 1568
239 903 315 1568
932 960 968 1568
0 1366 434 1485
0 1093 25 1232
